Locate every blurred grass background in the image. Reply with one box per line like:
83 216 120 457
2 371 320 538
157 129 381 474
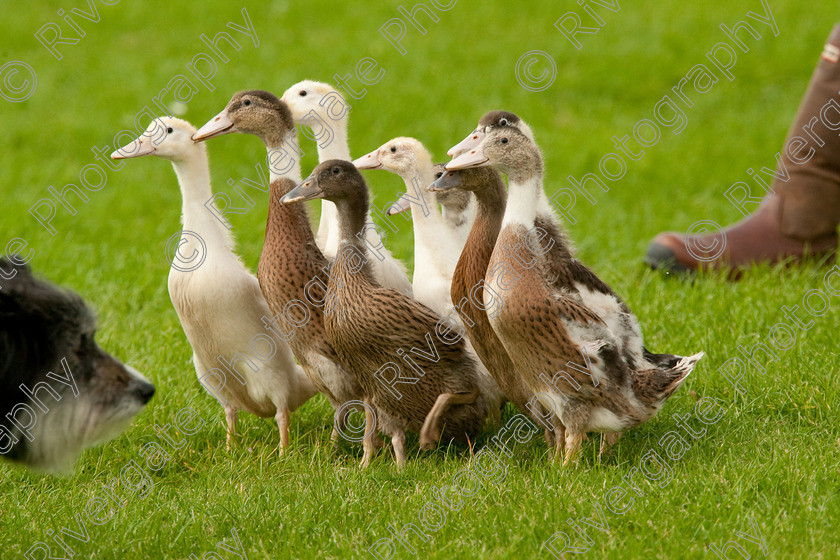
1 0 839 558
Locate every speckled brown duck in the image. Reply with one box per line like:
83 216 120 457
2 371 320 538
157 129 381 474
454 111 691 403
429 166 561 443
281 160 489 468
446 125 703 464
192 91 367 451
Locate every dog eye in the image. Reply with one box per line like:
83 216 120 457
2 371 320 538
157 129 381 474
501 137 509 144
390 146 396 153
299 90 307 97
243 99 252 106
499 118 508 126
166 127 173 134
332 166 340 175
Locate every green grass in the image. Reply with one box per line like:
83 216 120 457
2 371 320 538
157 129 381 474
2 0 839 558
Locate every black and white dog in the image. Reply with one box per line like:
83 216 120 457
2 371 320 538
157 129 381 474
0 258 154 473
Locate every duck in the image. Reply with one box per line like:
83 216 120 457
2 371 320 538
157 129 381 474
353 138 473 317
110 117 317 454
353 141 502 420
279 80 414 298
455 111 676 380
281 160 490 468
192 92 373 457
445 125 704 464
429 166 556 444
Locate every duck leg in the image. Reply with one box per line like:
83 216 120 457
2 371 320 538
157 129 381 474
391 429 407 469
360 398 379 468
276 408 291 455
563 431 587 466
550 417 566 462
599 431 622 460
419 389 479 451
225 406 238 450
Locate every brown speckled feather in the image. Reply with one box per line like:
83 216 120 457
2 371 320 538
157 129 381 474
258 178 362 406
449 168 534 409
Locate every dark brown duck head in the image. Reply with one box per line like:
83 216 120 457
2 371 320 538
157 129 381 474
281 160 369 239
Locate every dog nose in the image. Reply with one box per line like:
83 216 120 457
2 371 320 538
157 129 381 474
135 382 156 404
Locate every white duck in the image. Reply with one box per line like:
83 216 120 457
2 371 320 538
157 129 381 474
280 80 413 297
112 117 317 454
353 137 474 317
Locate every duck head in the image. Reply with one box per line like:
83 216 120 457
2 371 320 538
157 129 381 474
428 163 472 215
280 80 350 123
281 160 368 208
192 90 294 143
447 110 535 157
352 137 431 176
446 126 542 184
354 137 433 215
111 117 201 162
430 166 501 195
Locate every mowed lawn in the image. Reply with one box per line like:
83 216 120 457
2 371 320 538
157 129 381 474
1 0 839 558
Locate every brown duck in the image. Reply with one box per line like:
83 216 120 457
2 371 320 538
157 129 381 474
192 91 368 453
429 166 562 444
281 160 489 467
446 125 703 464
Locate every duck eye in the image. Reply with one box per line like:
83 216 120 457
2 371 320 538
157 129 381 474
299 90 307 97
243 99 252 106
166 127 173 134
499 118 508 126
390 146 397 153
332 166 340 175
435 172 443 178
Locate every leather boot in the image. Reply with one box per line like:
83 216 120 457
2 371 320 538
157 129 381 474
646 26 840 273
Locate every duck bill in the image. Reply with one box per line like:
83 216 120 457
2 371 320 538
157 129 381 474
445 146 489 171
428 170 462 192
447 129 485 158
352 149 382 170
192 108 235 142
110 137 155 159
386 194 412 215
280 179 324 204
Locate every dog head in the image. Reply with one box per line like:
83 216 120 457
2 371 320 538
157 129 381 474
0 259 155 473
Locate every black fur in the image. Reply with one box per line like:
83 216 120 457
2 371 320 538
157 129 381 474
0 258 154 471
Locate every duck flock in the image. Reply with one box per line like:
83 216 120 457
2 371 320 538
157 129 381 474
111 81 703 468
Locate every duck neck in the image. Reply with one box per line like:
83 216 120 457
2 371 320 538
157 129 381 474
265 178 317 261
501 170 542 229
332 197 375 283
472 175 507 244
401 159 440 225
316 117 350 161
314 117 348 254
263 128 303 184
171 148 234 250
